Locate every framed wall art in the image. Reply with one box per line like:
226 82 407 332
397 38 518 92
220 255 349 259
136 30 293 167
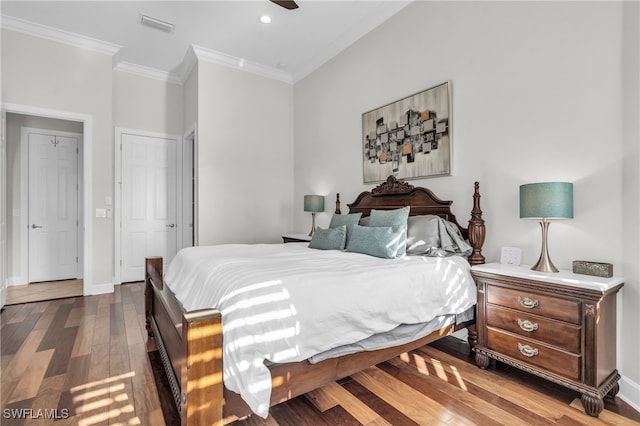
362 81 452 184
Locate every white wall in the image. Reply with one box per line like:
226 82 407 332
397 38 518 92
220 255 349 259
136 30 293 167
196 61 294 245
113 71 184 135
183 65 198 135
2 29 114 291
293 1 639 405
620 0 640 406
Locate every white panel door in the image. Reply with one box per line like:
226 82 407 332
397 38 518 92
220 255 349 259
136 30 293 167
28 133 78 282
121 133 177 282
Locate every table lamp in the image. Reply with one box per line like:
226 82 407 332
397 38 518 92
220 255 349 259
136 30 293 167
520 182 573 272
304 195 324 237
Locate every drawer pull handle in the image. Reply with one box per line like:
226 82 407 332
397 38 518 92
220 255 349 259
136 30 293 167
518 296 539 309
517 319 539 332
518 343 539 357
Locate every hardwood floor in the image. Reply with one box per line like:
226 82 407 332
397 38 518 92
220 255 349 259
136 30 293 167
5 280 83 305
1 282 638 425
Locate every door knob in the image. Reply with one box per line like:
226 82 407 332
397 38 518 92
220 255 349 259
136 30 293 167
31 224 43 229
166 224 176 228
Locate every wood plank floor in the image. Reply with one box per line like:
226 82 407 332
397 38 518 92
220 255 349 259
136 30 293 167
1 282 638 425
5 280 83 305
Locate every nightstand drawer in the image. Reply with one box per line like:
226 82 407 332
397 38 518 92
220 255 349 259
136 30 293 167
486 305 581 353
486 284 580 324
487 328 581 380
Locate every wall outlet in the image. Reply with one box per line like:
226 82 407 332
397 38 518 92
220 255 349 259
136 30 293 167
500 246 522 266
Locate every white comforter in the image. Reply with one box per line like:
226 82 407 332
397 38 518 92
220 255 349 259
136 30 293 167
164 243 476 418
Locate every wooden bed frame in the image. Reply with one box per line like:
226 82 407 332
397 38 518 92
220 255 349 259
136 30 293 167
144 176 486 425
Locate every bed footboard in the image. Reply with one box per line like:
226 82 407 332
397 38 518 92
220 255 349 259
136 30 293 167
145 257 225 425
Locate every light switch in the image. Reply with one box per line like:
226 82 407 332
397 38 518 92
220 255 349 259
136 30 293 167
96 208 107 218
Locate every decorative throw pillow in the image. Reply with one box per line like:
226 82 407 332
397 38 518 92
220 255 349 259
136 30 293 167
346 224 405 259
328 213 362 244
329 212 362 229
308 226 347 250
368 206 410 256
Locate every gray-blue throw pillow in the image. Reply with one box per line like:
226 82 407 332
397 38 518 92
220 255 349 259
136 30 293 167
346 224 404 258
368 206 410 256
309 226 347 250
329 213 362 244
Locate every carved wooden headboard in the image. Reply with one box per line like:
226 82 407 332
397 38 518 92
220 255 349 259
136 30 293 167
339 175 486 265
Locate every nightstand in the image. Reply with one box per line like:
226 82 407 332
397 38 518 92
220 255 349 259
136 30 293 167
471 263 623 417
282 234 312 243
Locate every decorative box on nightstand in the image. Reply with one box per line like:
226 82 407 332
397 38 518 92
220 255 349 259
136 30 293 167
282 234 312 243
471 263 624 417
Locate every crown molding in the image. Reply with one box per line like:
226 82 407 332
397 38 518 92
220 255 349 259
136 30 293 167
1 14 121 56
114 61 183 85
176 46 198 84
1 15 294 85
191 44 293 85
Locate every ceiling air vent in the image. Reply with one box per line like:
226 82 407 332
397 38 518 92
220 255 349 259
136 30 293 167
140 14 175 33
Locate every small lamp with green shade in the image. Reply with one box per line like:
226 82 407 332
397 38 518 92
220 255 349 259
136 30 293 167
304 195 324 237
520 182 574 273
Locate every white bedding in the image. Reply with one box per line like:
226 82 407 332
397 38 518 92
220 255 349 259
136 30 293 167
164 243 476 418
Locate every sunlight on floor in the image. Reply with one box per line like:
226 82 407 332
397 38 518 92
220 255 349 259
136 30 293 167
450 365 468 391
400 351 471 391
70 371 142 425
430 358 448 381
412 352 430 375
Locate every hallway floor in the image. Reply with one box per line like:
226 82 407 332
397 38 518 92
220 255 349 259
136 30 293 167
5 280 83 305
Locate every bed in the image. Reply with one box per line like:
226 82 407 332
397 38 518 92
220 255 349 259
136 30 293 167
144 175 486 425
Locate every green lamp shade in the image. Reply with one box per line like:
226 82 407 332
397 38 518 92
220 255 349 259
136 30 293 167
520 182 573 219
304 195 324 213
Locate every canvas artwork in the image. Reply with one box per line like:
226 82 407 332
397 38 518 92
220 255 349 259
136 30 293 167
362 81 452 184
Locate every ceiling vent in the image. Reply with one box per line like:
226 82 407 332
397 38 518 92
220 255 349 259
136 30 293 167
140 14 175 33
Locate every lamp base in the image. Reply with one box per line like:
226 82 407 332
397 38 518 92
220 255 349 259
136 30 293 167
308 212 317 237
531 219 559 273
531 254 559 273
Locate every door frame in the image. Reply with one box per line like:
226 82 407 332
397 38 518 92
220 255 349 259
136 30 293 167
1 111 6 308
21 127 83 284
183 124 198 247
114 127 183 285
2 102 93 296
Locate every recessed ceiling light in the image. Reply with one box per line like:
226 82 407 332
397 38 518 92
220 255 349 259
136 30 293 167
259 15 272 24
140 13 175 33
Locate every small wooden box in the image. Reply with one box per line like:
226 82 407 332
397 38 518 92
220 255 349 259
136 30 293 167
572 260 613 278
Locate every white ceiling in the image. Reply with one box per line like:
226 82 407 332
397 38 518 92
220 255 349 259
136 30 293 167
1 1 411 83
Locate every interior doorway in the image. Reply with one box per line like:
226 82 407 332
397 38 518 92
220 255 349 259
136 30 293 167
1 104 92 306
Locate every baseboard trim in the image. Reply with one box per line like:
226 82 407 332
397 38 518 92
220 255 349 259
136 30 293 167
83 282 114 296
619 374 640 413
7 276 27 286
